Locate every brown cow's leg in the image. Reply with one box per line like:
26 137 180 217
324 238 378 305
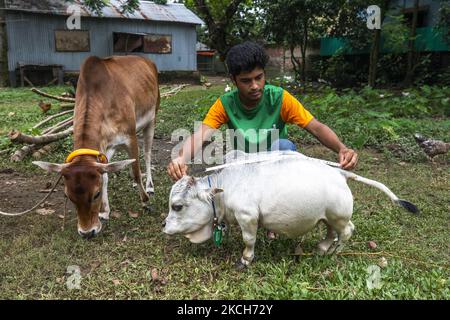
127 135 149 203
143 117 156 195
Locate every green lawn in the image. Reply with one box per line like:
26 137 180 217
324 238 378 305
0 84 448 299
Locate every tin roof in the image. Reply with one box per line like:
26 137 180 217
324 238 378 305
4 0 204 25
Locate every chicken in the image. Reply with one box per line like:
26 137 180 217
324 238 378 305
414 133 450 159
38 101 51 113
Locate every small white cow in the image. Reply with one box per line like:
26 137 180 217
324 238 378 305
163 151 418 268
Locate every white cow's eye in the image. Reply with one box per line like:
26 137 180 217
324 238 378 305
172 204 183 212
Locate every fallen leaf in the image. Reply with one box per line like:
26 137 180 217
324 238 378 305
122 235 127 242
368 241 377 250
36 208 55 216
57 214 65 219
378 257 388 268
151 268 159 282
128 210 139 218
112 279 121 286
111 211 121 219
8 112 15 117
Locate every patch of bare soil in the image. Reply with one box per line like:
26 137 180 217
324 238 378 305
0 137 175 216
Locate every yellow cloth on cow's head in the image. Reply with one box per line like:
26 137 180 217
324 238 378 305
65 149 108 164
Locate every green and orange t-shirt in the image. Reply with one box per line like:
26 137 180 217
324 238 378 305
202 84 314 152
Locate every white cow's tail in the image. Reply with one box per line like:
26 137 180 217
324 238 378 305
339 170 419 214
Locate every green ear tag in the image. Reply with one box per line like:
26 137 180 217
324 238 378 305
213 225 223 247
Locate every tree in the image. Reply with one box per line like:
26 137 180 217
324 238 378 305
403 0 420 86
0 0 8 86
259 0 340 83
184 0 250 61
438 0 450 45
67 0 146 15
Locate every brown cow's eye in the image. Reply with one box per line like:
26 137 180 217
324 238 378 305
172 204 183 212
93 191 101 200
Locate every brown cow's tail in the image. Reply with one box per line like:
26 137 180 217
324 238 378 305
339 170 419 214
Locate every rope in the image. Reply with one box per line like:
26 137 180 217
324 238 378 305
0 175 63 216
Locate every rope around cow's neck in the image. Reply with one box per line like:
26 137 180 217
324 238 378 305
0 174 62 216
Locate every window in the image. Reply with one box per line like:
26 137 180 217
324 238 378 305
55 30 90 52
113 32 172 54
402 5 429 28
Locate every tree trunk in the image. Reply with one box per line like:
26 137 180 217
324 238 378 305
404 0 420 86
300 20 308 84
368 0 391 88
368 29 381 87
0 0 9 87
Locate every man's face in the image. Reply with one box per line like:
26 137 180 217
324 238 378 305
232 67 265 107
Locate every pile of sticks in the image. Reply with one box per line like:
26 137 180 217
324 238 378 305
5 84 189 161
7 88 75 162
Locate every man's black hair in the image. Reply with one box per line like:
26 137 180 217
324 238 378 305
225 42 269 77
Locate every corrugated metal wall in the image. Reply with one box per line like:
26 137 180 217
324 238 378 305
5 12 198 72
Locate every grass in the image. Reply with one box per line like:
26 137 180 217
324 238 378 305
0 84 448 299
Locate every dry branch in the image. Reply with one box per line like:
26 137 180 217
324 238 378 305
31 88 75 103
32 142 57 159
43 117 73 134
9 128 73 145
11 144 37 162
33 110 74 129
161 84 189 98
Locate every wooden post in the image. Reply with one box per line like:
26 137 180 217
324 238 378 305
0 0 9 87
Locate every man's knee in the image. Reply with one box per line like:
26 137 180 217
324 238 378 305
270 139 297 151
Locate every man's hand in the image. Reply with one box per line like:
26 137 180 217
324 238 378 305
167 157 188 181
339 148 358 170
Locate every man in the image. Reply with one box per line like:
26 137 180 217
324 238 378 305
167 41 358 181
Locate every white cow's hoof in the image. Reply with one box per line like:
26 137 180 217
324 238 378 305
234 259 248 271
327 242 344 255
146 187 155 195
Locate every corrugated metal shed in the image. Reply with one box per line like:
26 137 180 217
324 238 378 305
4 0 204 25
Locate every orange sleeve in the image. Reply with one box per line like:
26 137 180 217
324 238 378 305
202 98 229 129
280 90 314 128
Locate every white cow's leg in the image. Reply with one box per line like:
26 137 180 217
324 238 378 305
327 220 355 254
99 148 116 220
142 118 155 195
317 221 337 255
236 213 258 268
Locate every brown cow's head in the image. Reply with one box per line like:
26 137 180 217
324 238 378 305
33 159 135 239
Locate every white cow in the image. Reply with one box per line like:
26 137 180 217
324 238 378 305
163 151 418 268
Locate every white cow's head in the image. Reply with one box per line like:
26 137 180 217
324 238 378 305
163 176 223 243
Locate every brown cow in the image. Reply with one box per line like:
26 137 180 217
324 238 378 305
33 55 159 238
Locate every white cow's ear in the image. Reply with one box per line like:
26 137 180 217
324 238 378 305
97 159 136 174
33 161 67 173
211 188 223 196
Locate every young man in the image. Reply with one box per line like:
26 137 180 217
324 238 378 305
167 41 358 181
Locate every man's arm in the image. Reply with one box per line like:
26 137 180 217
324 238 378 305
167 124 216 181
304 119 358 170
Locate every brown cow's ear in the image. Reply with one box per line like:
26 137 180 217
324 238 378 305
33 161 67 173
96 159 136 174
